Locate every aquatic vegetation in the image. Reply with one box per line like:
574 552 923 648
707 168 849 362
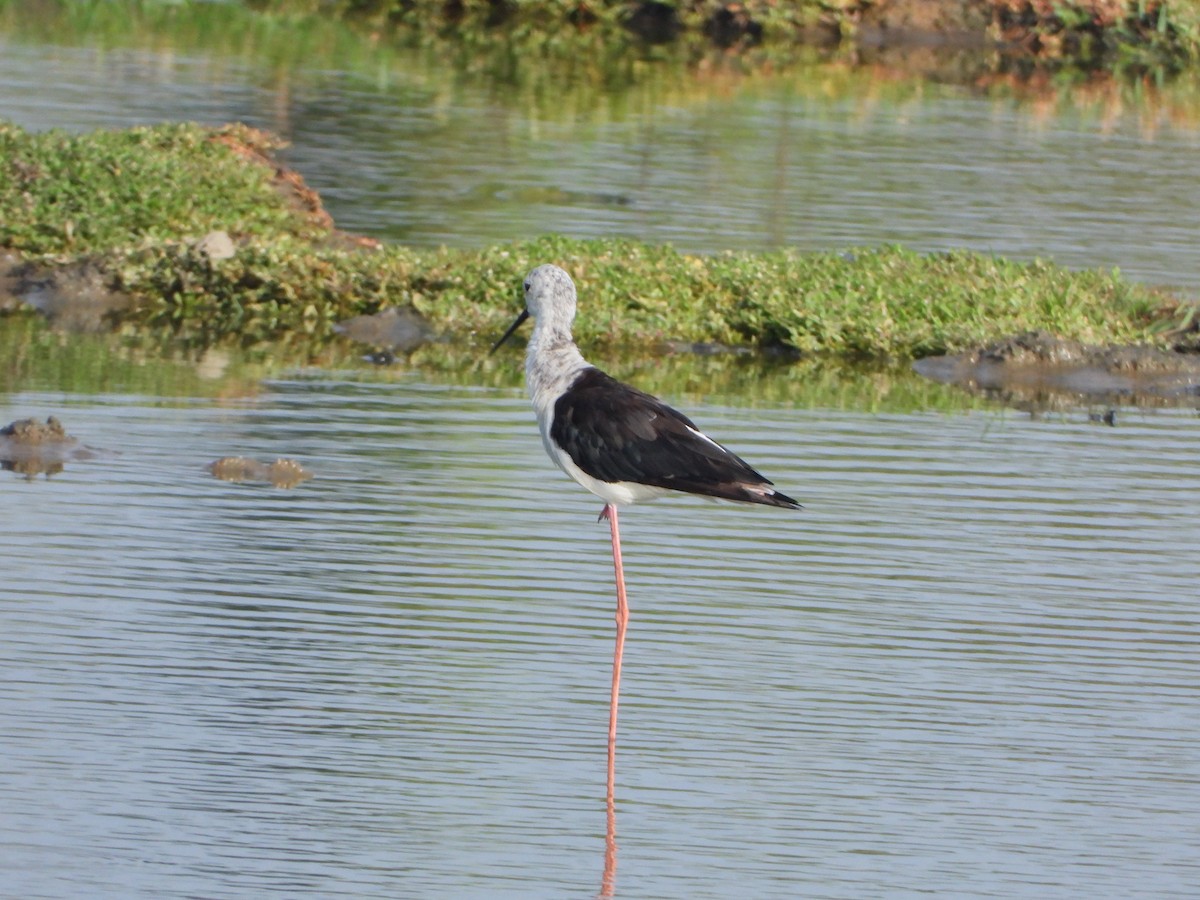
0 310 999 413
992 0 1200 67
0 120 1180 361
0 312 278 396
1 0 1198 80
95 232 1169 360
264 0 1200 69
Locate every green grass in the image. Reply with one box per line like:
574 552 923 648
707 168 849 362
0 121 1180 362
105 235 1169 360
0 122 322 255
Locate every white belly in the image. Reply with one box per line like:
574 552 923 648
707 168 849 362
540 424 669 506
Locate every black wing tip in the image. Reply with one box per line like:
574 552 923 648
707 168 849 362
666 480 802 509
755 488 803 510
723 482 802 509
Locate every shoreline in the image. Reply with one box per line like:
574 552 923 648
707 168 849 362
1 120 1196 370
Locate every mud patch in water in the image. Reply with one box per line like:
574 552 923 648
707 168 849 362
208 456 313 488
0 416 97 478
5 258 131 332
914 330 1200 412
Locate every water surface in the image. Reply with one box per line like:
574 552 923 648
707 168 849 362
2 10 1200 896
0 29 1198 292
3 376 1198 898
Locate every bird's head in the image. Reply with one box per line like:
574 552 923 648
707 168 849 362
490 264 577 354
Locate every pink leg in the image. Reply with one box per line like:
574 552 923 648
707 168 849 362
599 503 629 796
598 502 627 896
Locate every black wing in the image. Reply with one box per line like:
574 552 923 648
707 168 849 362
550 368 799 508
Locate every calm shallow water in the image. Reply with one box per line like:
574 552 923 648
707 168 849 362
3 378 1199 898
3 11 1200 896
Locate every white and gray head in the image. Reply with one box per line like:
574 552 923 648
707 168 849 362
523 264 576 328
490 264 578 353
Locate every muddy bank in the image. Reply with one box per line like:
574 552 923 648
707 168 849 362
914 330 1200 410
1 256 133 332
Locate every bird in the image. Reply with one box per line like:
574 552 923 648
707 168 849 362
491 263 800 815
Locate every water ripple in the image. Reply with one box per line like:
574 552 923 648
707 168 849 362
2 384 1199 898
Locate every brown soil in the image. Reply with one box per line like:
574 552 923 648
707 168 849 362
208 125 378 250
856 0 994 47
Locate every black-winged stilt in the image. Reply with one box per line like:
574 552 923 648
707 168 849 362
491 263 800 819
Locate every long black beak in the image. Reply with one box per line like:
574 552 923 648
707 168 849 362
489 309 529 355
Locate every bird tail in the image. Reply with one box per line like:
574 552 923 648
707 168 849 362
676 480 801 509
736 483 802 509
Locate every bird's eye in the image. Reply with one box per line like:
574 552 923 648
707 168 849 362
523 281 531 293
